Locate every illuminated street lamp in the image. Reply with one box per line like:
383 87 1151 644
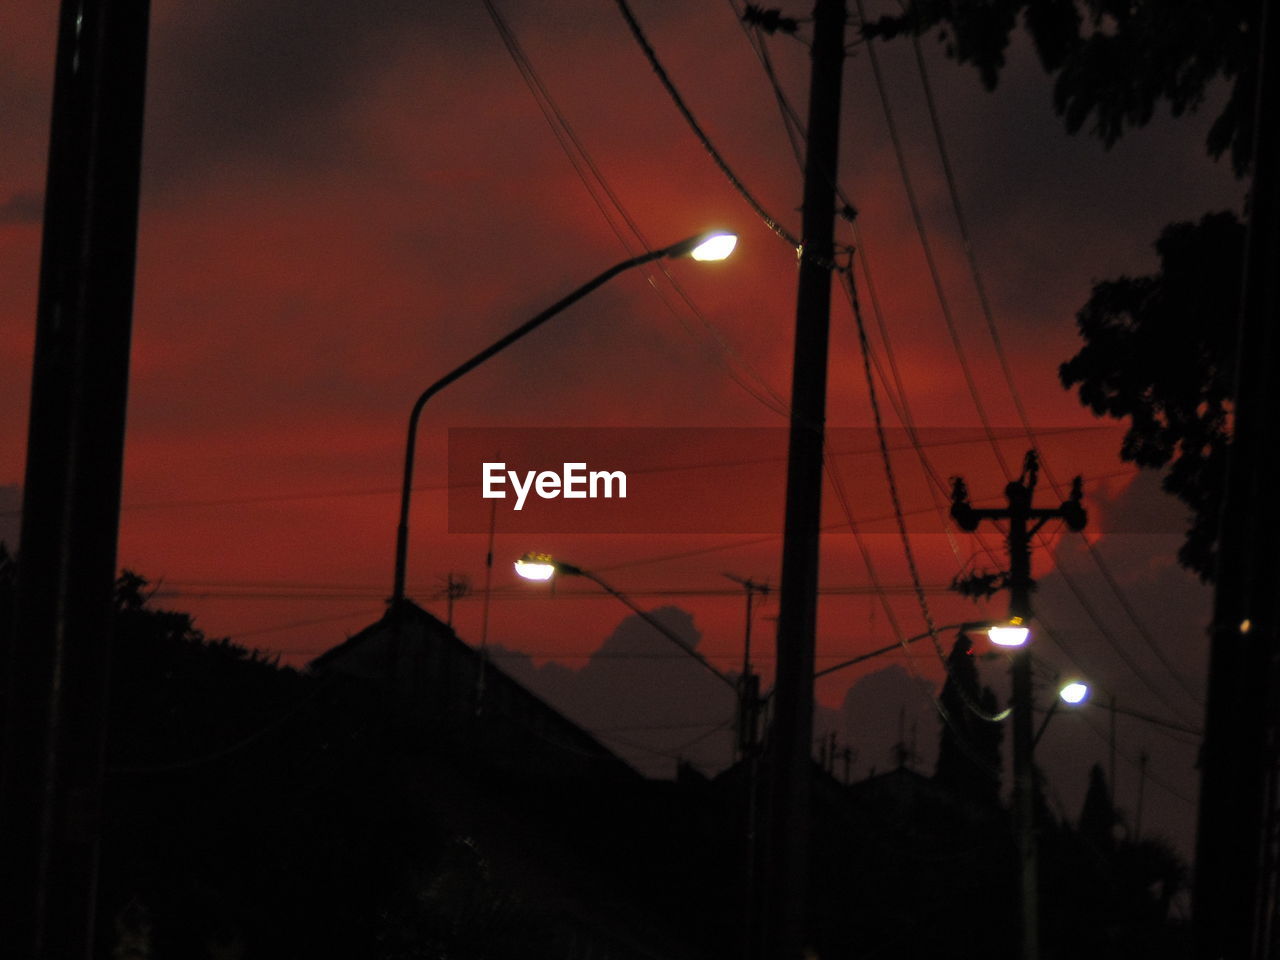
390 231 737 607
1032 676 1092 749
989 617 1031 648
1058 680 1090 705
512 552 556 582
688 232 738 261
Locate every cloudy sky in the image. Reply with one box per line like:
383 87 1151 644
0 0 1245 859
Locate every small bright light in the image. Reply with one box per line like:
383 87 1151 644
988 618 1030 647
1059 681 1090 705
689 233 738 261
514 552 557 582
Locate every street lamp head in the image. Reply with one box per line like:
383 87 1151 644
1058 680 1090 705
514 552 557 581
665 230 738 262
988 617 1030 647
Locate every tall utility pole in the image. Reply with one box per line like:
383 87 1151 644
0 2 151 958
725 573 768 759
761 2 846 959
1194 1 1280 957
951 451 1087 960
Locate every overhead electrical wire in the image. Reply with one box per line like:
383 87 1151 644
843 256 1009 730
488 0 1162 757
160 1 1196 778
610 0 802 249
716 6 1201 771
1074 707 1197 807
899 24 1206 712
850 0 1015 482
155 581 959 603
480 0 789 418
730 1 1011 589
677 3 1023 749
841 0 1202 726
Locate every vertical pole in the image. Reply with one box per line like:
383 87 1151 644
1136 751 1148 841
1109 694 1117 808
738 584 756 762
1007 479 1039 960
1195 0 1280 956
0 1 151 957
762 2 846 958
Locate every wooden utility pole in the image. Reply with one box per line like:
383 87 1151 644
1194 1 1280 957
951 452 1087 960
760 2 846 959
0 2 151 957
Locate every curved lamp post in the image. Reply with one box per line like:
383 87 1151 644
390 231 737 606
813 621 995 680
513 552 736 690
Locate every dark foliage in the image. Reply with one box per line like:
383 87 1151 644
864 3 1253 581
934 633 1004 806
1059 211 1243 579
97 573 493 959
863 0 1260 176
1037 765 1190 958
1079 763 1118 852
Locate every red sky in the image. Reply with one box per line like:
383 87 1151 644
0 0 1245 858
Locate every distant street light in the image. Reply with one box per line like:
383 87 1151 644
389 231 737 607
1032 676 1092 750
1059 680 1091 705
514 552 736 689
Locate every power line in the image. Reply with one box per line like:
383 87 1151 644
611 0 802 249
153 582 960 602
900 20 1207 713
844 258 1007 728
481 0 790 418
845 2 1203 726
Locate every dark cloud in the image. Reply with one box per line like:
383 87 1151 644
142 0 492 188
825 663 939 780
1034 471 1209 861
843 27 1243 340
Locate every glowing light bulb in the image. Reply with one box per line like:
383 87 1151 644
689 233 737 261
514 552 557 582
1059 681 1090 705
988 617 1030 647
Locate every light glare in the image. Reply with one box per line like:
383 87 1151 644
515 553 557 581
1059 681 1090 705
690 233 738 261
988 624 1030 647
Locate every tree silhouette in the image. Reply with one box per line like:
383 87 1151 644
1059 211 1243 578
863 0 1261 175
865 2 1255 580
934 633 1003 806
1079 762 1118 851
